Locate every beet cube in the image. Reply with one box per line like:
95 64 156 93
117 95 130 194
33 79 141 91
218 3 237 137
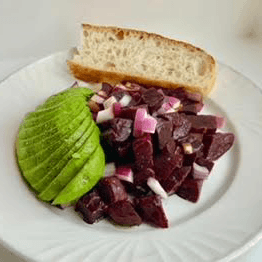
179 133 203 153
180 102 204 115
98 176 128 204
134 168 155 188
133 134 154 171
162 113 192 139
155 142 184 182
75 190 107 224
141 88 164 112
107 200 142 226
108 118 133 143
120 104 148 120
128 92 142 106
176 178 204 203
185 115 219 133
195 157 214 172
162 166 191 195
135 195 168 228
101 83 113 97
156 118 173 150
203 132 235 161
163 87 187 102
183 152 197 166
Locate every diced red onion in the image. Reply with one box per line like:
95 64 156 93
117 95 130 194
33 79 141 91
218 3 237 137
193 163 209 179
98 90 108 98
113 102 122 117
142 115 157 134
216 116 226 129
96 107 114 123
182 143 193 154
133 108 147 137
103 96 117 109
91 94 105 104
157 102 173 114
115 167 134 183
167 96 181 109
104 162 116 177
119 94 132 107
147 177 168 199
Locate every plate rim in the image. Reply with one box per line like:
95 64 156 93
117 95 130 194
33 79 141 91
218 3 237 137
0 49 262 262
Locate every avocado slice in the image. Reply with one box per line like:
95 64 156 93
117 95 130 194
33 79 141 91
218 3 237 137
38 126 100 201
33 121 97 192
17 107 89 159
19 116 92 185
18 97 87 139
31 87 94 114
23 92 91 127
52 145 105 205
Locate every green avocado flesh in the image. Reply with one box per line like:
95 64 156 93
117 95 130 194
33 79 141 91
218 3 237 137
17 87 105 204
53 145 105 205
38 126 100 201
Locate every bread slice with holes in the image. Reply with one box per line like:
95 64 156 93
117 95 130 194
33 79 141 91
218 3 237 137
68 24 217 96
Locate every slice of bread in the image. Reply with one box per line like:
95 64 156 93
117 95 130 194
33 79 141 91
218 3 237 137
68 24 217 96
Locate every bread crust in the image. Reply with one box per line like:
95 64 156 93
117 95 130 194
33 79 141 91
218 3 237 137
68 24 217 96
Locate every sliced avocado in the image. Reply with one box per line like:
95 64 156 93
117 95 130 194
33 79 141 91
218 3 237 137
23 92 91 127
52 145 105 205
18 97 87 139
33 121 97 192
18 116 92 184
17 107 89 159
32 87 94 113
38 126 100 201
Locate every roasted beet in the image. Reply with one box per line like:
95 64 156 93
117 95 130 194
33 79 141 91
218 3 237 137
162 166 191 195
183 152 197 166
185 115 221 133
100 83 113 97
180 102 204 115
75 190 107 224
203 132 235 161
107 200 142 226
195 157 214 172
134 168 155 188
141 88 164 112
133 134 154 171
128 92 143 106
179 133 203 153
135 195 168 228
155 142 184 182
109 118 133 142
119 104 148 120
163 87 187 102
176 178 204 203
161 113 192 139
156 118 173 150
98 176 128 204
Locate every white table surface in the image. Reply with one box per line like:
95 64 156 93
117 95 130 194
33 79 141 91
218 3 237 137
0 0 262 261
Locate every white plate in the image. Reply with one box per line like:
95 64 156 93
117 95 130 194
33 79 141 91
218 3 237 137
0 50 261 262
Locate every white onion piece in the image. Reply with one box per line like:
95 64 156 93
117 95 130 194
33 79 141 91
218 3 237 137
216 116 226 129
104 162 116 177
103 96 117 109
115 167 134 183
98 90 108 98
125 82 141 91
91 94 105 104
147 177 168 199
96 107 114 123
182 143 193 154
193 163 209 179
133 108 147 137
119 94 132 107
142 115 157 134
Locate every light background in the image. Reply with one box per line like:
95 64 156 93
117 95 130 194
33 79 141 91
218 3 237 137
0 0 262 261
